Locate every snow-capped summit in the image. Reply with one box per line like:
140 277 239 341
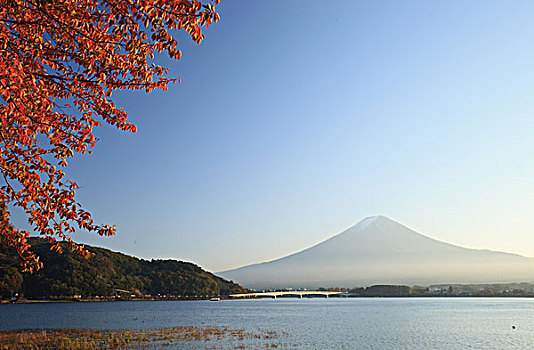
353 215 382 230
218 216 534 289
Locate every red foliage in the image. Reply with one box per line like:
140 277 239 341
0 0 220 271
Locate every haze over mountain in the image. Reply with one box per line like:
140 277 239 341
218 216 534 289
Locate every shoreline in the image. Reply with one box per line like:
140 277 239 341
4 294 534 304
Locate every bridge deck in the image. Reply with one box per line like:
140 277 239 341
229 291 343 298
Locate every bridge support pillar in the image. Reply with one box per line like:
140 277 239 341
299 294 303 299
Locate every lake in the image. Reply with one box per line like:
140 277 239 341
1 298 533 349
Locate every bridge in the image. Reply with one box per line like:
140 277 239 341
229 291 343 299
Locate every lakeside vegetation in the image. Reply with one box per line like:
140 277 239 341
0 327 282 349
0 238 244 300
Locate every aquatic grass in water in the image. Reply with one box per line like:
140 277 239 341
0 327 284 349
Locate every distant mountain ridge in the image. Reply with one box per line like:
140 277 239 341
218 216 534 289
0 238 244 299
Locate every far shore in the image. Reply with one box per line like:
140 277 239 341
1 296 228 304
5 294 534 304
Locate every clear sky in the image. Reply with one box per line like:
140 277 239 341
13 0 534 272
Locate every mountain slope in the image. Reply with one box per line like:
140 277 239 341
218 216 534 289
0 238 244 299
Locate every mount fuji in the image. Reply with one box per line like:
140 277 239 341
218 216 534 289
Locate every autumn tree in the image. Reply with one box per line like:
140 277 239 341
0 0 220 271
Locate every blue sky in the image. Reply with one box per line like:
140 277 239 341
14 0 534 272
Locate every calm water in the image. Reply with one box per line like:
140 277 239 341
2 298 534 349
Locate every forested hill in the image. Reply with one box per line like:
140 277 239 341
0 238 244 299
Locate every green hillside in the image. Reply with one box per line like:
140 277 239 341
0 238 244 299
